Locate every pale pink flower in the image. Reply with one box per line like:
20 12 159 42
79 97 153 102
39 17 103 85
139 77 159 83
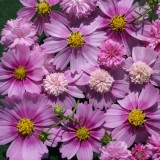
0 18 37 49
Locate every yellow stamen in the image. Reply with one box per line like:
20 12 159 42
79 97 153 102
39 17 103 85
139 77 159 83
110 15 127 32
14 66 26 80
128 109 145 127
76 127 90 141
17 118 34 136
36 1 51 15
67 32 84 48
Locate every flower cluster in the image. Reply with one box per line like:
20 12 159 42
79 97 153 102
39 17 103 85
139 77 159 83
1 0 160 160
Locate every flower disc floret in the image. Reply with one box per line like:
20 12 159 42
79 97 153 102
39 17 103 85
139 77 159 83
43 73 68 96
36 1 51 15
128 109 145 127
14 66 26 80
67 32 84 48
89 69 114 93
110 15 127 32
17 118 34 136
76 127 90 141
129 61 153 85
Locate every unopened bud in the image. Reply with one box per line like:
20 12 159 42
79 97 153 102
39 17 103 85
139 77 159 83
101 132 112 146
38 130 50 143
53 105 65 117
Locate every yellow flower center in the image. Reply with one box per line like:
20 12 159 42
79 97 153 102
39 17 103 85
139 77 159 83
14 66 26 80
67 32 84 48
36 1 51 15
76 127 90 141
17 118 34 136
128 109 145 127
110 15 127 32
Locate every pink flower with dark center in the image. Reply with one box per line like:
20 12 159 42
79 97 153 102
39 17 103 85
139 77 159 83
98 39 126 69
76 67 129 109
97 0 147 55
105 84 160 147
60 102 105 160
42 19 106 73
43 69 84 110
0 92 62 160
131 144 151 160
146 134 160 159
60 0 97 19
99 141 132 160
0 44 44 96
17 0 67 35
0 18 37 49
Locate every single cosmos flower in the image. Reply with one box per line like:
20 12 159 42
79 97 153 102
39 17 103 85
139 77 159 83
17 0 65 35
0 92 62 160
76 67 129 109
60 102 105 160
105 84 160 147
0 44 44 96
42 19 106 73
0 18 37 49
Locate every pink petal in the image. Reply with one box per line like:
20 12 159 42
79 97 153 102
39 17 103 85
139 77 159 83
20 0 37 7
67 85 84 98
118 0 134 14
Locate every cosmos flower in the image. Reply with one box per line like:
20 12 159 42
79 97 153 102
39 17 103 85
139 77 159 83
0 44 44 96
76 67 129 109
99 141 131 160
43 69 84 110
17 0 67 35
0 92 62 160
97 0 146 55
42 19 106 73
60 102 105 160
0 18 37 49
98 39 126 69
59 0 98 19
131 143 151 160
146 134 160 159
123 46 160 89
105 84 160 147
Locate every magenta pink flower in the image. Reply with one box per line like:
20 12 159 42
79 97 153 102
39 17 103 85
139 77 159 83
60 0 97 19
124 46 160 88
97 0 146 55
0 44 44 96
146 134 160 159
42 19 106 73
105 84 160 147
17 0 65 35
0 18 37 49
131 144 151 160
43 69 84 110
98 39 126 69
143 19 160 52
77 67 129 109
0 92 62 160
60 102 105 160
99 141 131 160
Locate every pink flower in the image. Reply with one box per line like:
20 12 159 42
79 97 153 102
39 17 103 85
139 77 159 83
99 141 131 160
0 92 62 160
17 0 66 35
76 67 129 109
146 134 160 159
60 0 97 19
143 19 160 52
105 84 160 147
124 46 160 88
0 18 37 49
0 44 44 96
97 0 146 55
98 39 126 69
60 102 105 160
43 69 84 110
131 144 151 160
42 19 106 73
